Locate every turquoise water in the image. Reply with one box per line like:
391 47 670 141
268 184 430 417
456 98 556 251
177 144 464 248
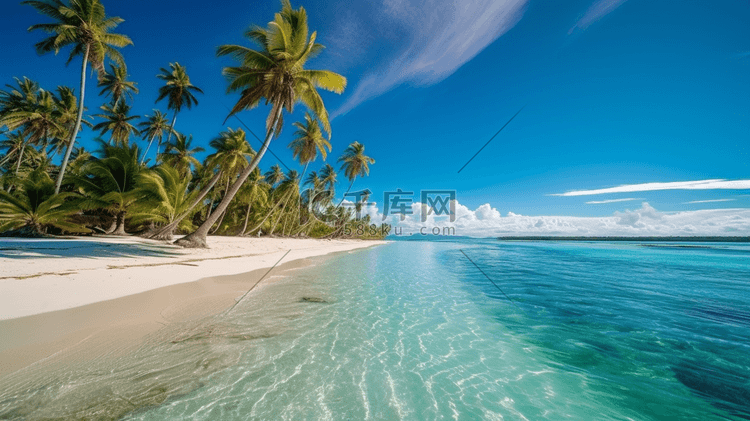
2 240 749 419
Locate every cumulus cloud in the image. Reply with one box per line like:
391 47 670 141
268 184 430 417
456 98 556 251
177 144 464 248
357 199 750 237
569 0 628 34
333 0 528 117
586 198 643 204
553 179 750 197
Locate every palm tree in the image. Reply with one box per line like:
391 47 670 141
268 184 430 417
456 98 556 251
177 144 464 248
176 0 346 248
289 112 330 177
338 141 374 199
0 132 30 182
144 129 253 240
160 133 204 177
48 86 88 157
130 166 199 236
0 77 40 128
0 168 87 236
264 164 286 187
236 168 269 235
138 110 173 164
73 142 144 235
92 101 140 146
98 63 138 105
24 0 133 194
155 62 203 155
205 128 255 180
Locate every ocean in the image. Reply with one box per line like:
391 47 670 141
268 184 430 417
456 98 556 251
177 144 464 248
2 239 749 420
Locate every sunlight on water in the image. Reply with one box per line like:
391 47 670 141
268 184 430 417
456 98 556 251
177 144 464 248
1 240 748 420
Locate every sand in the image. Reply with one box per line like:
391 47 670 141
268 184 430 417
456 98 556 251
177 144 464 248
0 235 385 320
0 236 385 378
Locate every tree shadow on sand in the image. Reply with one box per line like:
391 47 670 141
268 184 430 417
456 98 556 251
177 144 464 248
0 239 183 260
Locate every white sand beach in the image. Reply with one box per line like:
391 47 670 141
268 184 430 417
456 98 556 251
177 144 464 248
0 236 385 320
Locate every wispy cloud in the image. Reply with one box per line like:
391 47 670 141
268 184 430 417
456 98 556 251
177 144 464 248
569 0 628 34
684 199 736 204
333 0 528 117
586 198 644 204
553 179 750 197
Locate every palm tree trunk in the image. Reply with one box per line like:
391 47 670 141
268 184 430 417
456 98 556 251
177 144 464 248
141 133 157 165
14 142 26 177
160 113 178 163
247 198 284 236
176 106 283 248
323 179 356 239
238 202 252 236
144 170 222 240
111 211 127 236
269 191 293 236
54 45 89 194
210 209 227 234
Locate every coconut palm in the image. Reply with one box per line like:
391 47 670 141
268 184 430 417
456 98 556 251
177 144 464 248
130 166 199 235
73 142 144 235
98 63 138 105
24 0 133 193
205 128 255 180
145 129 253 240
92 101 140 146
338 141 374 199
48 86 89 157
138 110 173 164
160 133 204 176
0 77 40 127
176 0 346 248
0 168 87 236
0 132 31 183
264 164 286 187
155 62 203 153
249 169 299 236
236 168 269 235
289 112 330 177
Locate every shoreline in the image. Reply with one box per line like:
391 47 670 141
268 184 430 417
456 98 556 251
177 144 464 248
0 236 386 320
0 237 385 378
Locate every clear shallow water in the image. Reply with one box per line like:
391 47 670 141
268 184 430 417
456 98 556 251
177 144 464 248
1 240 749 420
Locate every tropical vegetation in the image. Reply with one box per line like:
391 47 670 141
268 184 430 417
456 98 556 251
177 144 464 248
0 0 389 245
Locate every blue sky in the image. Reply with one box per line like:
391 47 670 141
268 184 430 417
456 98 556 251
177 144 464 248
2 0 749 235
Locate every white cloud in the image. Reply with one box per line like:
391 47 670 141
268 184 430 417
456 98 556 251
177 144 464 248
586 198 643 204
684 199 736 204
553 179 750 197
569 0 628 34
333 0 528 117
363 200 750 237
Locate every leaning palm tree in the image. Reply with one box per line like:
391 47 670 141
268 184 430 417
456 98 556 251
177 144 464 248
130 166 199 238
24 0 133 194
92 101 140 146
144 129 253 240
0 168 87 236
155 62 202 152
176 0 346 248
98 63 138 105
236 168 269 235
138 110 173 164
289 112 330 177
338 141 374 199
160 133 204 177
